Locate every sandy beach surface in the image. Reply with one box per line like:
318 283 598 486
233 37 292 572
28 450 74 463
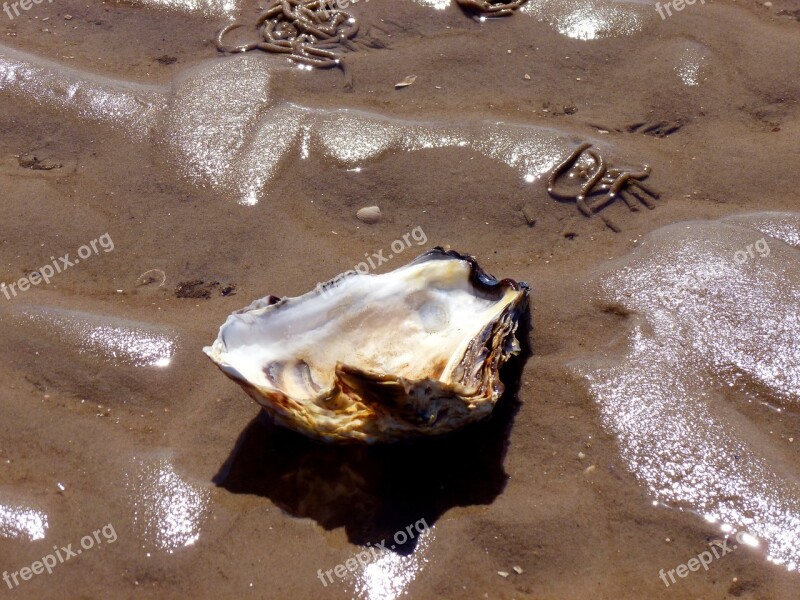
0 0 799 598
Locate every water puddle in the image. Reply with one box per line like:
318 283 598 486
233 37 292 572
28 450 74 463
17 306 177 368
575 212 800 571
521 0 651 40
125 456 210 553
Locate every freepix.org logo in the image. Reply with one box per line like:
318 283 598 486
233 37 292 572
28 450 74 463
3 0 54 21
3 523 118 590
1 233 114 300
655 0 706 20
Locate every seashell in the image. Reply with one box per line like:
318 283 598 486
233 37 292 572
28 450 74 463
356 205 381 224
204 248 530 443
395 75 417 88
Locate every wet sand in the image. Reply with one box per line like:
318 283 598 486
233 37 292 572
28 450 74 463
0 0 799 598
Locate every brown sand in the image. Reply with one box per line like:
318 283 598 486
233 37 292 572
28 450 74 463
0 0 799 598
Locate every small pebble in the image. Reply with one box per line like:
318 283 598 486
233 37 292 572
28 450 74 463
577 451 586 460
521 204 537 227
584 464 596 474
356 206 381 224
512 566 523 574
601 215 622 233
497 571 509 578
524 73 531 80
64 14 73 19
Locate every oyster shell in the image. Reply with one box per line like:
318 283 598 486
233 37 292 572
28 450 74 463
203 248 530 443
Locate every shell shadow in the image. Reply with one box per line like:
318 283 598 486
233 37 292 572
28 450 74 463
213 305 532 555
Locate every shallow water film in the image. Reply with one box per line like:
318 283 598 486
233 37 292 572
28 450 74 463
1 0 799 598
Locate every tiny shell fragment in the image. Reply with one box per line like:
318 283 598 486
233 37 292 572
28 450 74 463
395 75 417 88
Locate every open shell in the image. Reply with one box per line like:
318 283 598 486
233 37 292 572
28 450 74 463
204 248 530 443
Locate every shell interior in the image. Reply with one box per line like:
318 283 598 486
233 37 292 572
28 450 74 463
204 248 529 443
